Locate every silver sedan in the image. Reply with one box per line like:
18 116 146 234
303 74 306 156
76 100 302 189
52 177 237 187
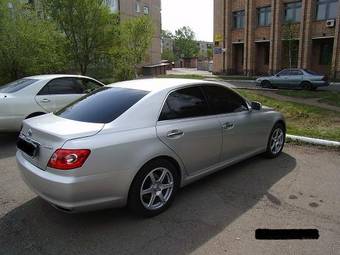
16 79 286 217
256 68 329 90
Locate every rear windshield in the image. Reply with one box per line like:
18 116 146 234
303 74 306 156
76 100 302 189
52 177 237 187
0 79 38 93
303 69 319 75
55 87 149 123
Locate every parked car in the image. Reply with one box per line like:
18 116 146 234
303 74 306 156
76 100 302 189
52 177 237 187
16 79 286 217
0 74 104 132
256 69 329 90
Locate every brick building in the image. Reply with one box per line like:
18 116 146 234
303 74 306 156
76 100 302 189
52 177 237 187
116 0 161 65
213 0 340 78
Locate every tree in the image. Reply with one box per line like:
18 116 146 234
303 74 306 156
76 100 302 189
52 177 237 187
162 49 175 62
161 29 174 40
282 22 299 69
42 0 118 75
174 26 199 59
207 48 213 60
112 16 154 81
0 0 66 82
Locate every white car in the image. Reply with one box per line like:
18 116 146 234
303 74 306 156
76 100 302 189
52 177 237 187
0 74 104 132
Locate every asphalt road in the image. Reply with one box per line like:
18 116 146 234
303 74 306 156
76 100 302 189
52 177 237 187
0 133 340 255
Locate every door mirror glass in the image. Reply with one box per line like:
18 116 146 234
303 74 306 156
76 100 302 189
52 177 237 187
251 101 262 111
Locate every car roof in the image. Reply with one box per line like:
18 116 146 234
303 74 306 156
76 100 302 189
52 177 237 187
108 78 217 93
25 74 97 81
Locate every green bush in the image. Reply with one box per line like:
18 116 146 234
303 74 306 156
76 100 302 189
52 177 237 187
0 0 67 83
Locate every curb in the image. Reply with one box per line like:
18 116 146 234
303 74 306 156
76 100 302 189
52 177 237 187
286 134 340 147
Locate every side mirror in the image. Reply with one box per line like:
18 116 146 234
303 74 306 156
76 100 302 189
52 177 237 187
276 74 280 77
251 101 262 111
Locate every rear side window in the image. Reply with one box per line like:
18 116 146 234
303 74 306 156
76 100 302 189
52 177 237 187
202 85 248 114
159 87 209 121
38 78 84 95
0 79 38 93
290 70 303 75
56 87 148 123
81 79 103 93
278 69 291 76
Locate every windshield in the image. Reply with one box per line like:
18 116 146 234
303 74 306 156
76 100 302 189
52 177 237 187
56 87 149 124
0 79 38 93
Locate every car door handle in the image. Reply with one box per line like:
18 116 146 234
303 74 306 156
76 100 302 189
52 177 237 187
222 122 234 130
166 129 184 138
40 98 50 103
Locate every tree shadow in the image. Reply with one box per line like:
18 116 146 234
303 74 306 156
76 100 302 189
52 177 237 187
0 153 296 255
0 132 18 160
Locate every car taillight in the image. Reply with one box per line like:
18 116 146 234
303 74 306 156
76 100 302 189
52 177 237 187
47 149 91 170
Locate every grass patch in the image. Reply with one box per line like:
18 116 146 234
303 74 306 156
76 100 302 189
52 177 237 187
158 74 257 81
277 90 340 107
236 89 340 141
217 75 257 81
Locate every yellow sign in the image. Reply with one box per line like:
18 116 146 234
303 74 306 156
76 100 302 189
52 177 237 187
215 33 223 42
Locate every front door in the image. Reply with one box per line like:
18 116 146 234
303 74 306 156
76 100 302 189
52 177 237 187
202 85 269 162
156 86 222 175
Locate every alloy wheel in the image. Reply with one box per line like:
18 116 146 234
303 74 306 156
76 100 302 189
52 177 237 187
270 128 284 154
140 167 174 210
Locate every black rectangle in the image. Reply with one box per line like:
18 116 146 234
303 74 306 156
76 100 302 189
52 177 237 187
17 137 39 157
255 229 319 240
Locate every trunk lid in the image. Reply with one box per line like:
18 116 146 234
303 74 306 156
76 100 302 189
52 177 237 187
19 113 104 170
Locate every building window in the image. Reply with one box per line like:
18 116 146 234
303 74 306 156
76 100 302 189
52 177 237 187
105 0 119 13
316 0 338 20
257 6 271 26
144 5 149 15
284 2 302 23
233 10 245 29
136 0 141 13
319 42 333 65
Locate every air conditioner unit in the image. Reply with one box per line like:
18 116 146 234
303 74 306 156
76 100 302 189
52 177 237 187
326 19 335 28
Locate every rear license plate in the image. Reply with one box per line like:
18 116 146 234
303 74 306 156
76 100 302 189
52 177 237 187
17 137 39 157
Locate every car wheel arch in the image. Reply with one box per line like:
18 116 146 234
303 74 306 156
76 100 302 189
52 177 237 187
25 112 46 119
261 80 272 87
131 155 183 188
300 80 312 87
275 119 286 131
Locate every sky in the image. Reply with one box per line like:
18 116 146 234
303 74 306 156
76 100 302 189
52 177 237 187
161 0 213 42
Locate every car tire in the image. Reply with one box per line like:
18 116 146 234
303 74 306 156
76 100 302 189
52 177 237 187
301 81 314 91
261 80 272 88
128 159 180 217
264 123 286 158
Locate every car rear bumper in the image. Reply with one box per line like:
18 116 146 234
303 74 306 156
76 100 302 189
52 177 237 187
311 81 329 87
16 151 126 212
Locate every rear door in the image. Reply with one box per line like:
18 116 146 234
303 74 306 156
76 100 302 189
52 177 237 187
202 85 269 162
156 86 222 175
36 78 85 112
289 69 303 88
51 78 85 110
